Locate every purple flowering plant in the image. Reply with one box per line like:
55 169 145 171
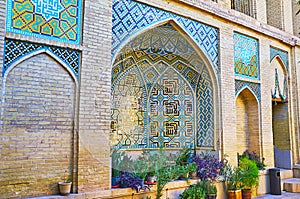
192 153 225 181
119 171 146 192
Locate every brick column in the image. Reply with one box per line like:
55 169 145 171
78 0 112 192
259 37 274 168
219 26 238 165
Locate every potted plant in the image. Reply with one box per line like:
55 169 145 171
192 153 225 181
187 162 198 179
58 175 72 196
146 170 156 183
239 156 259 199
206 182 217 199
224 164 242 199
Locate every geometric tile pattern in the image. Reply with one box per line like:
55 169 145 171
111 66 147 149
3 39 80 77
112 23 204 91
6 0 82 44
111 23 215 149
234 32 259 80
197 69 214 147
270 46 288 71
149 68 195 148
235 80 261 102
112 0 219 73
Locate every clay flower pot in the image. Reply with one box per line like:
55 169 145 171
58 182 72 196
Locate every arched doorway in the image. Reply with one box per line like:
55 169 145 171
271 56 292 169
111 21 218 150
236 88 260 154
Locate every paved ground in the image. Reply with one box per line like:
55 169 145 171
254 191 300 199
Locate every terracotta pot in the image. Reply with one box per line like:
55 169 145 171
58 182 72 196
242 189 252 199
227 189 242 199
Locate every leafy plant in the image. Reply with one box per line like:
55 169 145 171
206 182 217 195
223 164 242 191
179 181 208 199
154 148 181 199
111 150 125 177
187 162 198 173
239 156 259 190
239 150 265 170
176 148 191 166
192 153 225 181
133 157 149 181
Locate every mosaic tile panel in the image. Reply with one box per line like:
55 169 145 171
111 66 147 149
234 33 259 80
148 68 195 148
111 22 215 149
3 39 80 77
270 47 288 71
6 0 82 44
112 0 219 73
235 80 261 102
196 69 214 147
112 23 205 91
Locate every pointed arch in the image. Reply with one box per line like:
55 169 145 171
236 85 260 104
112 18 219 91
271 55 288 75
236 87 260 154
111 19 220 150
3 49 78 85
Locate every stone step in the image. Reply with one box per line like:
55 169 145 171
283 178 300 193
280 169 293 180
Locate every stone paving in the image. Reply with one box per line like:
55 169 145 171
254 191 300 199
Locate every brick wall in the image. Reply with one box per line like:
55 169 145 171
236 89 260 155
272 103 291 150
0 54 76 198
266 0 283 30
77 0 112 193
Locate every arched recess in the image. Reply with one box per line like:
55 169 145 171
111 20 220 150
235 87 260 154
271 56 292 169
1 52 78 196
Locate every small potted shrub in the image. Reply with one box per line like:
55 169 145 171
239 156 259 199
58 176 72 196
187 162 198 179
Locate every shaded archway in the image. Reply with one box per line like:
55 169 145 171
236 88 260 154
111 21 218 150
271 56 292 169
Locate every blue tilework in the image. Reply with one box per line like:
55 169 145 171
234 32 259 80
112 0 219 73
235 80 261 102
270 47 288 71
3 39 80 77
6 0 82 44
